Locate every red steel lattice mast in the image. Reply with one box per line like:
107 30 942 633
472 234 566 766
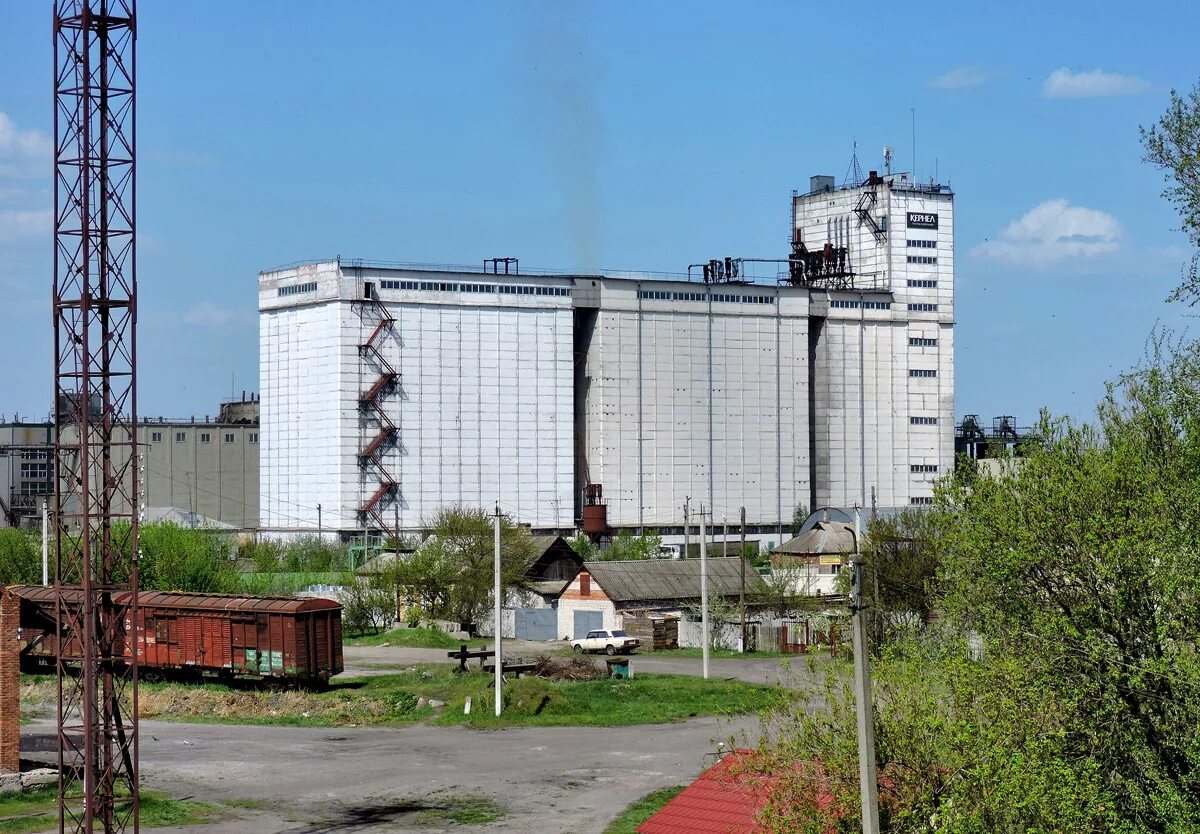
52 1 140 831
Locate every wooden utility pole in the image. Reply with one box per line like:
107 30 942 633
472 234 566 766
493 505 503 717
851 506 880 834
683 498 690 559
739 506 746 653
699 505 709 679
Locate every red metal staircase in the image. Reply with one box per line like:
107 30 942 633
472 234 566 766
357 293 399 533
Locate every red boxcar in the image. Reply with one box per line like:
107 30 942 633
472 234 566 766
13 586 343 686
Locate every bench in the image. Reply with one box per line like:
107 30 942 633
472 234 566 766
480 661 537 679
447 644 496 673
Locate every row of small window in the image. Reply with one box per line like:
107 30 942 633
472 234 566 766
830 299 891 309
911 496 934 506
150 431 258 444
906 279 937 288
909 369 938 378
910 416 939 425
278 282 318 297
19 463 48 479
380 279 571 297
909 336 937 347
910 464 939 473
906 239 938 249
637 290 776 304
907 256 938 265
19 481 50 495
908 303 938 312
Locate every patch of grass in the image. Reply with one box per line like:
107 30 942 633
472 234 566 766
20 665 779 729
0 788 217 834
603 785 686 834
640 646 794 660
409 794 504 826
439 672 780 728
344 626 464 649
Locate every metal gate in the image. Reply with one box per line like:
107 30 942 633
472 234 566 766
573 610 604 639
515 608 557 641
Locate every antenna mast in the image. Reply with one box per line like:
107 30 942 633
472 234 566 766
53 1 141 831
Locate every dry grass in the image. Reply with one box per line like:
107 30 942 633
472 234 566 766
531 655 606 681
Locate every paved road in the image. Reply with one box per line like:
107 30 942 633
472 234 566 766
343 643 812 686
22 713 760 833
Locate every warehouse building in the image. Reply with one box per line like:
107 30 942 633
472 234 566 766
259 170 954 539
0 398 260 530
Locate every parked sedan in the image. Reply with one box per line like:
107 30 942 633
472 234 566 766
571 629 640 655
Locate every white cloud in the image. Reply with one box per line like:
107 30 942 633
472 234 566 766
0 113 51 177
1042 68 1151 98
183 302 244 326
0 209 51 242
927 66 993 89
972 199 1123 264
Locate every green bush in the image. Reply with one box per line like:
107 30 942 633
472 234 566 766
0 528 40 585
502 677 566 716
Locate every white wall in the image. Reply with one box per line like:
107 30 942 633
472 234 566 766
259 263 575 533
581 280 810 530
797 180 955 511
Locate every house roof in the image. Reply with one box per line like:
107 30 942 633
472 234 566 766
773 520 856 556
581 557 765 604
638 750 768 834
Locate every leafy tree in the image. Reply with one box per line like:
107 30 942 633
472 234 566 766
137 522 240 593
593 531 662 561
1142 81 1200 304
282 535 346 573
566 533 597 561
0 527 40 585
858 506 945 643
751 337 1200 832
239 537 284 573
381 506 536 629
790 503 810 537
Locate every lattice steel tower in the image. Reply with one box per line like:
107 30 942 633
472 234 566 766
53 2 140 831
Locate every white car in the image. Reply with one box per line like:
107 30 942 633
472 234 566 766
572 629 640 655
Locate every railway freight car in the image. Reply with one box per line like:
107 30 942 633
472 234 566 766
13 585 343 686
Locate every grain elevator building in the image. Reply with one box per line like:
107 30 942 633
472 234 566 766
258 172 954 538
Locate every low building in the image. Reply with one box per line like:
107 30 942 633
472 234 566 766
770 515 856 597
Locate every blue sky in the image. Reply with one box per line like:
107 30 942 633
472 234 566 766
1 1 1197 429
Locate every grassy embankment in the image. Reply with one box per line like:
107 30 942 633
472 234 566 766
342 626 463 649
20 666 779 730
602 786 687 834
0 789 218 834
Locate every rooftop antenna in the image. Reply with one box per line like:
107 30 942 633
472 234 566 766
911 107 917 178
883 146 893 176
843 141 864 188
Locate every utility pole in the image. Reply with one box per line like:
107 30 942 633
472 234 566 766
317 504 322 539
683 497 689 558
41 497 49 586
851 506 880 834
699 505 709 679
739 506 746 653
493 504 503 717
